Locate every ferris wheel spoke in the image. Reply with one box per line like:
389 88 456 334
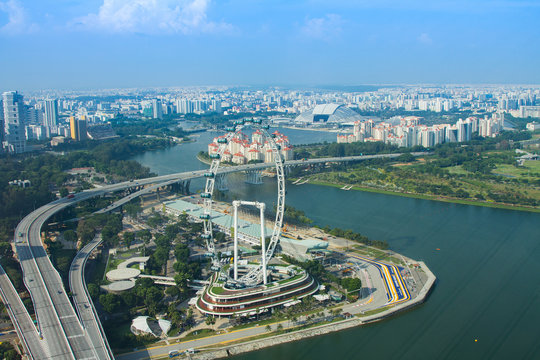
203 120 286 287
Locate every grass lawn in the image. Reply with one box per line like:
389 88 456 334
446 165 469 175
210 286 224 295
524 160 540 172
104 258 123 274
355 305 391 317
277 274 302 285
116 248 142 259
494 161 540 180
350 247 404 265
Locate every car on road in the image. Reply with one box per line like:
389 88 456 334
168 350 180 358
67 194 75 199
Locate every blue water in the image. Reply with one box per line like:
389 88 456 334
132 129 540 360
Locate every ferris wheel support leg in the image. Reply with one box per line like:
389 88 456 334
260 204 267 285
233 201 239 281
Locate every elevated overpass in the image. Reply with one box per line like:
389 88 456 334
1 151 425 359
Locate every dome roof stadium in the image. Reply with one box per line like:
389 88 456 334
295 103 363 124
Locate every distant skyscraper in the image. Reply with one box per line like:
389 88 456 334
211 99 222 113
456 119 472 142
26 106 43 125
69 115 88 141
43 99 58 129
152 99 163 119
77 116 87 141
0 100 3 146
176 98 194 114
70 116 77 140
2 91 27 154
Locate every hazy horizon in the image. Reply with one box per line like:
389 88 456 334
1 0 539 90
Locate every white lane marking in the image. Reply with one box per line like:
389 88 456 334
60 315 77 319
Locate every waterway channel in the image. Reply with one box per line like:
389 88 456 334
131 128 540 360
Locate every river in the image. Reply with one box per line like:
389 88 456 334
131 128 540 360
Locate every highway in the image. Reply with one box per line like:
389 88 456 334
1 152 424 359
0 264 49 359
15 199 98 359
69 235 114 360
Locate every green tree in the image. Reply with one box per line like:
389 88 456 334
138 229 152 245
87 283 100 299
99 293 121 313
0 242 13 257
205 315 216 326
124 202 142 218
341 277 362 293
63 230 77 243
59 187 69 197
123 232 135 248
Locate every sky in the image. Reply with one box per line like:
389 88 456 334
0 0 539 90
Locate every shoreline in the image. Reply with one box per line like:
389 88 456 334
279 125 341 133
302 179 540 214
182 261 436 360
196 153 212 165
195 151 538 213
115 204 436 359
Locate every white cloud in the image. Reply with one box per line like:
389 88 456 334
418 33 433 45
301 14 343 41
0 0 38 34
72 0 231 34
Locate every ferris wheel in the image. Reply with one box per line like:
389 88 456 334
200 119 285 286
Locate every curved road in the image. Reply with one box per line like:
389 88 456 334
1 152 424 359
69 235 114 360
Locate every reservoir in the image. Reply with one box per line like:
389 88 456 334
132 129 540 360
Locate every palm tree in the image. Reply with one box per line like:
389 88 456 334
285 308 295 326
265 324 272 332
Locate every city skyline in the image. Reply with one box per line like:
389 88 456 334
0 0 539 90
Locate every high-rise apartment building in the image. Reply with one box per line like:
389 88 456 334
152 99 163 119
1 91 27 154
70 116 77 140
69 115 88 141
43 99 58 129
176 98 194 114
77 116 87 141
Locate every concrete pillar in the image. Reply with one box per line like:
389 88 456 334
260 203 267 285
233 201 239 280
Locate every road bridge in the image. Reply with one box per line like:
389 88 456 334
69 235 114 360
